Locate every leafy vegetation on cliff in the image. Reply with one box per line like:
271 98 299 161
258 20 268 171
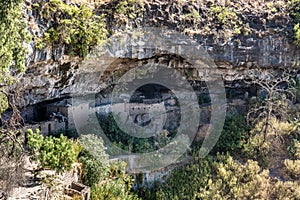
0 0 30 114
0 0 30 194
289 0 300 46
33 0 108 58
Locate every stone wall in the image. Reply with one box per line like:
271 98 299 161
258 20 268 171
16 0 300 107
24 120 66 136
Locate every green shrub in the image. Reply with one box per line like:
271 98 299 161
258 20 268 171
115 0 144 23
289 0 300 46
242 133 270 167
79 134 109 166
284 159 300 178
182 8 201 20
294 23 300 46
78 134 109 187
288 139 300 159
35 0 107 58
210 5 242 35
197 155 270 200
213 113 248 154
27 129 75 173
91 161 139 200
79 150 107 187
271 180 300 199
289 0 300 20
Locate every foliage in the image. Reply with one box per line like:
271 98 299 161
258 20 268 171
0 1 30 194
90 161 139 200
284 159 300 178
98 113 165 153
196 156 270 200
289 0 300 46
139 153 300 200
78 134 109 187
210 5 242 35
288 139 300 159
293 77 300 102
246 72 295 140
242 121 270 167
27 129 76 173
182 8 201 21
0 0 30 115
115 0 144 25
213 113 248 154
0 93 8 115
34 0 107 58
270 180 300 199
76 135 138 199
294 23 300 46
289 0 300 20
79 134 109 166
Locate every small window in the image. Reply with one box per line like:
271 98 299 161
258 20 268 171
48 123 51 134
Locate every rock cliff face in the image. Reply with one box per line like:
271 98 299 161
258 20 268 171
17 0 300 106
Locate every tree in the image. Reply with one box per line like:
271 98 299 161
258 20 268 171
27 129 76 173
245 71 295 140
0 0 29 116
0 0 30 195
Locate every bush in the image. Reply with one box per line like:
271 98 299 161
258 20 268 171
243 133 270 167
90 161 139 200
115 0 144 25
34 0 107 58
213 113 248 154
289 0 300 20
288 139 300 159
294 23 300 46
242 121 271 167
284 159 300 178
210 5 242 35
78 134 109 187
27 129 76 173
79 134 109 166
271 180 300 199
289 0 300 46
197 156 270 200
